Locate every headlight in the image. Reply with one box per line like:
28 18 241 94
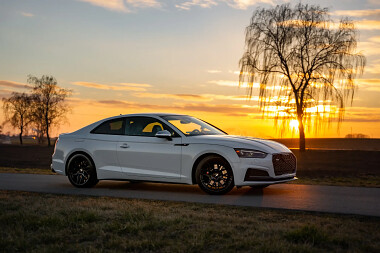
234 148 267 158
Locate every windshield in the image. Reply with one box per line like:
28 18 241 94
161 115 226 136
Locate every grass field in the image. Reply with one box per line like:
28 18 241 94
1 190 379 252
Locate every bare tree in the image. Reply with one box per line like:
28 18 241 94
239 3 365 151
2 93 32 144
28 75 72 146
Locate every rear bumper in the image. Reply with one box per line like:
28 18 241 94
50 164 56 173
51 159 65 175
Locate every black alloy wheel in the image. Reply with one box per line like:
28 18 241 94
196 155 234 195
67 154 98 188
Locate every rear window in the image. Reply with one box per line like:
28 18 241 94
91 118 124 135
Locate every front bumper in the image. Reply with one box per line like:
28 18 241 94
232 152 297 186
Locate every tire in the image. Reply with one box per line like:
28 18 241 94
67 154 98 188
195 155 234 195
249 184 269 190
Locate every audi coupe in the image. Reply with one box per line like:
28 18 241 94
51 113 297 194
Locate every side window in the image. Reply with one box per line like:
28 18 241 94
125 117 178 137
91 118 124 135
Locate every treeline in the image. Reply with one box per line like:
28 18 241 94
2 75 71 146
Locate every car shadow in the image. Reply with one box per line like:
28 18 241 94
93 180 290 197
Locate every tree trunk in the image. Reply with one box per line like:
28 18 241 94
46 122 50 146
45 113 50 147
19 128 23 145
298 118 306 151
19 118 23 145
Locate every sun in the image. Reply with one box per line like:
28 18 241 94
289 119 299 129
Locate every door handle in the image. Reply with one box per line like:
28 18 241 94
120 143 129 148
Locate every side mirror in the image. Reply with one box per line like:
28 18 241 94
155 130 172 140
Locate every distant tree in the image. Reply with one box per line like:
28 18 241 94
239 3 365 151
345 133 370 139
28 75 72 146
2 92 32 144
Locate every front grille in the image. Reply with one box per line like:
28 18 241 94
272 153 296 176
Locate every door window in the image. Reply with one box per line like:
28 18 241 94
91 118 125 135
125 117 178 137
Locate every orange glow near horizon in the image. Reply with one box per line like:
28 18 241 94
0 99 379 139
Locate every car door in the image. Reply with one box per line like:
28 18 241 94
87 117 125 179
116 116 182 181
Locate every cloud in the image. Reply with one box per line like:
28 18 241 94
180 103 259 114
0 80 30 89
118 82 151 88
208 80 241 87
21 12 34 17
78 0 161 13
365 64 380 74
175 0 217 10
127 0 161 8
71 81 151 91
355 20 380 30
357 79 380 92
224 0 274 10
175 0 273 10
97 100 137 106
133 92 211 101
91 99 260 116
333 9 380 17
208 80 287 91
369 36 380 43
132 92 250 101
79 0 128 12
207 70 222 74
357 41 380 56
344 107 380 122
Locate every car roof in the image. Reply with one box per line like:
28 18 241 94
101 113 188 121
116 113 187 118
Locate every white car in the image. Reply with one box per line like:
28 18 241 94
52 113 296 195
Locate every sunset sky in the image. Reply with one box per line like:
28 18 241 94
1 0 380 138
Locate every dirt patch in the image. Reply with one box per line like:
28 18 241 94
0 144 54 169
273 138 380 151
292 149 380 177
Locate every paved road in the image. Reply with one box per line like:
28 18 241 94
1 173 379 217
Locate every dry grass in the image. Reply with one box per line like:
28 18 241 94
0 190 379 252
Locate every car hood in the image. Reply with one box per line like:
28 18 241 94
185 135 291 153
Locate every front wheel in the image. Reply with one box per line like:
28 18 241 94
195 156 234 195
67 154 98 188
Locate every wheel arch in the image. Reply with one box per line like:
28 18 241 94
65 150 96 175
191 152 233 184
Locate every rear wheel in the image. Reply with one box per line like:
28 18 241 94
67 154 98 188
196 156 234 195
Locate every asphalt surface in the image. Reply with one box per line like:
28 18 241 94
1 173 379 217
